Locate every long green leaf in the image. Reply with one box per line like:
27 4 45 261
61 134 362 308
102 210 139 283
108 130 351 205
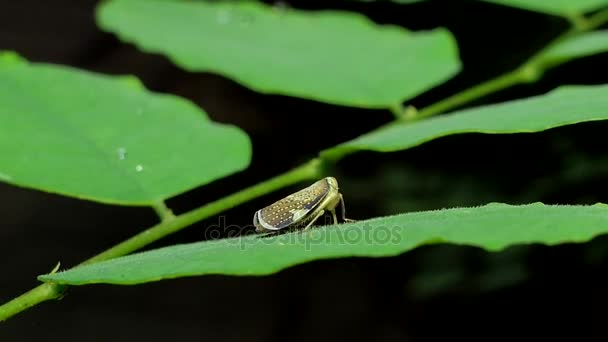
96 0 460 108
322 84 608 159
0 52 251 206
39 203 608 285
540 30 608 67
475 0 608 16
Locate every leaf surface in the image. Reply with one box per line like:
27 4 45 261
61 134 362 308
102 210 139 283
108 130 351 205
39 203 608 285
0 52 251 205
96 0 460 108
322 84 608 159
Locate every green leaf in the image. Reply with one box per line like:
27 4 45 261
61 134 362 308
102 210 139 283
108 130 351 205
0 51 251 206
475 0 608 16
96 0 460 108
540 30 608 67
39 203 608 285
322 84 608 159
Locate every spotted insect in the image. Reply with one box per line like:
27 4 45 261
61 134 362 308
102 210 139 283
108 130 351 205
253 177 354 235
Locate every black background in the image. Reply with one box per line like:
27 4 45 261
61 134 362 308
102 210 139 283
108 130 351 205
1 0 608 341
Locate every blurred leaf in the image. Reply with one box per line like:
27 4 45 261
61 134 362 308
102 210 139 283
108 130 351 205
322 84 608 159
475 0 608 16
96 0 460 108
0 51 251 206
39 202 608 285
541 30 608 67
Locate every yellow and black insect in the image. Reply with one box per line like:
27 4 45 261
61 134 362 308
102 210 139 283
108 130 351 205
253 176 354 235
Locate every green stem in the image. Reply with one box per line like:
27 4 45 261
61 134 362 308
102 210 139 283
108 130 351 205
0 283 65 322
0 158 322 321
152 201 175 222
413 68 529 120
581 7 608 31
389 103 406 120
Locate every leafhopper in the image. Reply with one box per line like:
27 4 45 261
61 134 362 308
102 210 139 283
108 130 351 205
253 177 354 235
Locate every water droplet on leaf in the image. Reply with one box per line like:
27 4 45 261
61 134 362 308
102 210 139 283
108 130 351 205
117 147 127 160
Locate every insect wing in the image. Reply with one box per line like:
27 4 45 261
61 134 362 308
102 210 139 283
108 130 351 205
257 179 330 230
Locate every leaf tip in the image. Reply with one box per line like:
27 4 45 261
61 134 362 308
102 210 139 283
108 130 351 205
36 274 54 283
118 74 145 90
0 50 25 65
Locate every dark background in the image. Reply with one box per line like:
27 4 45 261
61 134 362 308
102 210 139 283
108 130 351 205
2 0 608 341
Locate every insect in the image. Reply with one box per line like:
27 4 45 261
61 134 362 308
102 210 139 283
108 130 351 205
253 176 354 235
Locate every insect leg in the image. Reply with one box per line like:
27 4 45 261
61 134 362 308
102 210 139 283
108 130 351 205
339 194 356 222
331 209 338 225
302 209 325 230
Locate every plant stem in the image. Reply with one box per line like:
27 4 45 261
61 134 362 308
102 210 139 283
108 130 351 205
583 7 608 30
0 158 322 321
389 103 406 120
0 283 65 322
413 68 529 120
152 201 175 222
